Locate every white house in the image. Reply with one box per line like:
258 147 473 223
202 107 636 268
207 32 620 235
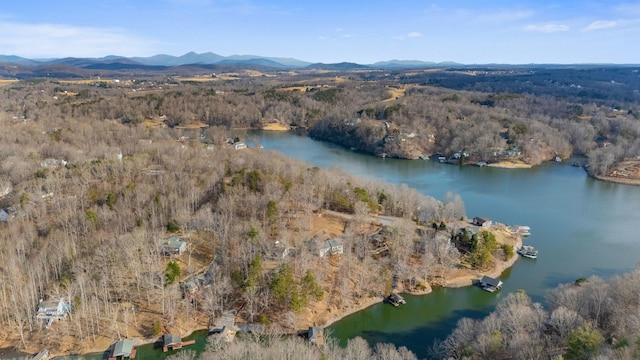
319 238 344 257
36 298 72 326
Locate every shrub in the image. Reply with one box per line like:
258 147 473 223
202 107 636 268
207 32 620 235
166 219 179 233
165 261 181 284
502 244 514 261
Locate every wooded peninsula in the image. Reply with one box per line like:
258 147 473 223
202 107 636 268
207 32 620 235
0 65 639 358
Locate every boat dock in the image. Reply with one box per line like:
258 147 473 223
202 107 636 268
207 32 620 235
517 245 538 259
385 292 406 306
514 225 531 236
162 334 196 352
109 339 136 360
480 276 503 293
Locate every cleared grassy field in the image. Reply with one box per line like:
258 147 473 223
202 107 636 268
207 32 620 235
0 79 19 86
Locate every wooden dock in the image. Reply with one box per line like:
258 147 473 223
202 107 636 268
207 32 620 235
163 339 196 352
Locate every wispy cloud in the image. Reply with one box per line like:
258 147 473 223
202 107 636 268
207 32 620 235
524 24 570 33
477 9 534 23
583 20 616 31
0 21 158 57
393 32 423 40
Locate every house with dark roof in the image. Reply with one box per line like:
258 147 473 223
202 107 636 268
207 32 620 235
472 217 492 228
480 276 503 292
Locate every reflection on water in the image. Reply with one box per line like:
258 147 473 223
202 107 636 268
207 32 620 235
252 130 640 357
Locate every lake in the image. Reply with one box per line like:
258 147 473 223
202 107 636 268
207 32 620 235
12 130 639 360
250 130 640 358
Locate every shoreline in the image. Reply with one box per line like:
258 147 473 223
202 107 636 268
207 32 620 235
252 129 640 186
321 227 522 327
485 160 532 169
45 328 208 359
591 173 640 186
321 296 384 329
23 243 521 359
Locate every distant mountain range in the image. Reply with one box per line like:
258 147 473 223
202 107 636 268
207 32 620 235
1 52 633 80
0 52 461 71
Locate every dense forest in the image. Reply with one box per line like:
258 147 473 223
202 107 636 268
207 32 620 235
4 65 637 176
0 77 472 355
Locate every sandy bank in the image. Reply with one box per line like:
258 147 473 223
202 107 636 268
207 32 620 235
262 122 290 131
486 160 532 169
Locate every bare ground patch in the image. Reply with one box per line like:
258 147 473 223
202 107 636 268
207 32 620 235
595 160 640 185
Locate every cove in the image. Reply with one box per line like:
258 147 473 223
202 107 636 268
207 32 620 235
250 130 640 358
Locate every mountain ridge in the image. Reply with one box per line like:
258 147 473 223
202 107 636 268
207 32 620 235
0 53 637 80
0 52 471 70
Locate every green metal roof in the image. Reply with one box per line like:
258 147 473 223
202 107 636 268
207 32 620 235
160 236 185 250
112 339 133 357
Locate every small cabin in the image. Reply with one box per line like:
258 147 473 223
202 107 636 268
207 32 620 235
473 217 492 228
109 339 136 360
319 238 343 257
386 292 407 307
308 326 324 346
36 298 72 326
480 276 503 293
159 236 188 256
162 334 181 352
162 333 195 352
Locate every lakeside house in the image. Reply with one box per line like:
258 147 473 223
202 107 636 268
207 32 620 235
309 230 344 257
36 298 72 326
385 292 407 307
472 217 492 228
319 238 344 257
162 334 196 352
308 326 324 346
159 236 187 256
480 276 503 293
162 334 182 352
109 339 136 359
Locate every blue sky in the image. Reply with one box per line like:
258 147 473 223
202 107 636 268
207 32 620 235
1 0 639 64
